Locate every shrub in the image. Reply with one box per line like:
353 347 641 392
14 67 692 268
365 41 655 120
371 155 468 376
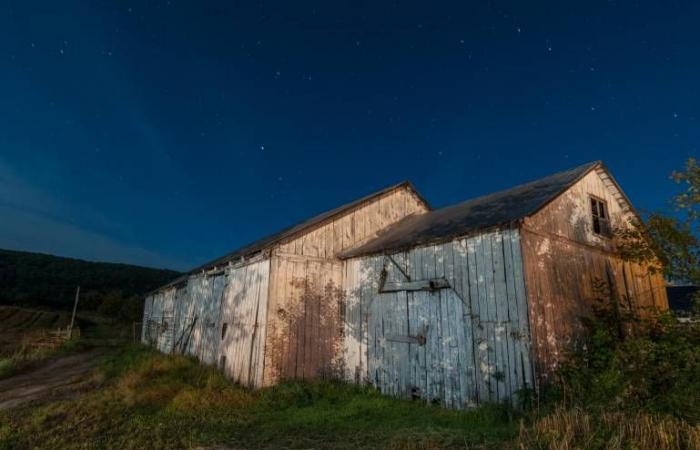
551 310 700 423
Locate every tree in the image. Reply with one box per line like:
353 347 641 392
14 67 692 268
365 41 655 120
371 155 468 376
615 158 700 313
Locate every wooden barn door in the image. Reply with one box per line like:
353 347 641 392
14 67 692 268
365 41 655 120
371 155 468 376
365 259 475 407
199 275 226 365
345 230 533 409
218 259 270 387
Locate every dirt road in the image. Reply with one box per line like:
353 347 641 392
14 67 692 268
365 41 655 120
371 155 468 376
0 350 102 410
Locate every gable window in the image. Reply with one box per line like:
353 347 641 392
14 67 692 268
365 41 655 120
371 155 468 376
590 196 611 237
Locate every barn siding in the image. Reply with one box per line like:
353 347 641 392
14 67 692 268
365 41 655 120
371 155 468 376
218 258 270 387
262 186 428 386
343 228 533 408
276 187 427 258
141 294 154 345
520 230 667 379
263 254 344 385
520 168 668 380
523 168 634 252
174 275 226 362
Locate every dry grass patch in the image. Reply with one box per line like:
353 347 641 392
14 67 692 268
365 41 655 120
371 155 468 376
518 407 700 450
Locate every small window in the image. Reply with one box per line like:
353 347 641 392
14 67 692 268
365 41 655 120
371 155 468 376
590 196 612 237
221 322 228 340
219 355 226 370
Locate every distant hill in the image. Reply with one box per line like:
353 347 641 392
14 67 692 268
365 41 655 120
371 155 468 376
0 249 180 312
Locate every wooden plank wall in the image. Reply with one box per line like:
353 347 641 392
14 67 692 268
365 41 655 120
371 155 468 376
262 186 429 386
153 289 175 354
264 254 344 384
524 168 634 252
521 168 668 380
218 258 270 388
276 187 428 258
520 230 667 380
343 228 534 408
141 295 154 345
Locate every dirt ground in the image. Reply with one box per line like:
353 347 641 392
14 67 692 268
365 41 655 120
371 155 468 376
0 349 103 411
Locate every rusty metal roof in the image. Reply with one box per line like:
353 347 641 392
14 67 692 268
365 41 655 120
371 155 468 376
339 161 602 259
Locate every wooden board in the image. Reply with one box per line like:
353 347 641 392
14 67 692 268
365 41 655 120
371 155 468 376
520 227 668 380
520 168 668 381
217 258 270 387
342 228 534 408
263 254 344 384
276 186 428 258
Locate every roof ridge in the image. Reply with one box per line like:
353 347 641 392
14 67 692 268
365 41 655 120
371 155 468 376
339 161 602 259
151 180 428 292
440 160 600 213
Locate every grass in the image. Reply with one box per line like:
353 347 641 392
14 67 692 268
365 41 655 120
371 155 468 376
1 342 699 449
0 358 16 379
1 310 699 449
0 306 131 381
0 344 518 450
517 407 700 450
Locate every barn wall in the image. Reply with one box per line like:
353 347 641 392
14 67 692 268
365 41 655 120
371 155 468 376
276 186 428 258
343 228 533 408
263 254 344 385
141 294 154 345
218 257 270 388
521 169 668 380
141 289 177 354
523 168 635 252
262 186 428 386
141 257 271 388
165 274 228 363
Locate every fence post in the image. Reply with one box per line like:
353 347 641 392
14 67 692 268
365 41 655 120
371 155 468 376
66 286 80 339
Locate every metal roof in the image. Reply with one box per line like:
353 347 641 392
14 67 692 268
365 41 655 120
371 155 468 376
339 161 603 258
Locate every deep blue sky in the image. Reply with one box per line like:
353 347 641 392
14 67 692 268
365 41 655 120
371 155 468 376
1 1 697 271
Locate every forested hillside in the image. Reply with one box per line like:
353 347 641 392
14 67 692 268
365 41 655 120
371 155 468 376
0 249 180 317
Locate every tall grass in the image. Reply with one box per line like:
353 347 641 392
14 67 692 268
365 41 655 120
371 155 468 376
517 407 700 450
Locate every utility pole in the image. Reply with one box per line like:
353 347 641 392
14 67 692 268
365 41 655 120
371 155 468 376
67 285 80 339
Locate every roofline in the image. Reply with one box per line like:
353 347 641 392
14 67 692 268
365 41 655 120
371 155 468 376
525 160 641 223
146 180 430 296
337 160 615 259
596 162 642 220
338 221 521 260
523 160 602 218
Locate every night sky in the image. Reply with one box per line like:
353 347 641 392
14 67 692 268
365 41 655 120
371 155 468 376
1 1 698 271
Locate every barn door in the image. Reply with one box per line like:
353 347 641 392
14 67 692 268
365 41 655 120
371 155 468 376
367 270 472 407
366 287 415 399
199 275 226 365
217 259 270 387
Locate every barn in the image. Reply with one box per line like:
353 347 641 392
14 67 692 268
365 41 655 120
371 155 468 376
141 161 668 408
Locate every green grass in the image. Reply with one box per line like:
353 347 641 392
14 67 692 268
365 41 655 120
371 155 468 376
0 345 518 450
0 358 15 379
3 318 698 449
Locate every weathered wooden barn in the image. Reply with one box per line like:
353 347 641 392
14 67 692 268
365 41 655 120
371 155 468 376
142 161 668 408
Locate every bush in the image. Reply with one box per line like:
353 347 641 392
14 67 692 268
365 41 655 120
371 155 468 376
0 358 16 379
550 311 700 423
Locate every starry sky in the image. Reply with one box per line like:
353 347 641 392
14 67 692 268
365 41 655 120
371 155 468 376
1 1 698 271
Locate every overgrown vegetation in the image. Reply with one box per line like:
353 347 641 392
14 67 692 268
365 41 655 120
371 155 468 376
552 312 700 422
616 157 700 315
0 249 179 322
519 157 700 449
0 306 73 380
0 345 518 449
